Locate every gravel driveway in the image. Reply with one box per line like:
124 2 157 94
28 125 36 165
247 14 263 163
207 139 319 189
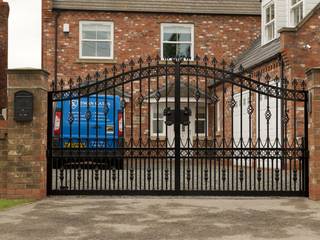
0 197 320 240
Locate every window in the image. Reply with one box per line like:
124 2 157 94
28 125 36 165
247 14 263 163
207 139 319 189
80 21 113 59
290 0 303 26
195 106 206 135
161 23 194 60
264 2 275 42
151 105 165 136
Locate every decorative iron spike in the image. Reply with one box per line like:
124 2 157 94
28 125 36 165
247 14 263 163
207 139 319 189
155 55 161 62
85 74 91 84
274 75 280 83
94 71 100 80
203 55 209 63
121 62 126 70
146 55 152 63
265 73 271 82
59 78 64 89
292 78 298 88
229 61 235 71
129 59 135 67
211 57 217 65
111 64 117 74
77 76 82 86
195 55 200 62
238 64 244 73
138 57 144 65
221 59 226 68
103 67 108 77
68 78 74 88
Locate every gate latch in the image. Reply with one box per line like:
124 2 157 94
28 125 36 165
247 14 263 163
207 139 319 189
164 107 192 126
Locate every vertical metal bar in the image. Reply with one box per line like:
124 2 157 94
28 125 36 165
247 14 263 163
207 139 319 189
165 59 169 190
304 92 309 196
47 92 53 195
174 59 181 192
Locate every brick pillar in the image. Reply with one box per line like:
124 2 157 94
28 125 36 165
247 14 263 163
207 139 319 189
0 0 9 116
6 69 49 199
307 67 320 201
0 120 8 198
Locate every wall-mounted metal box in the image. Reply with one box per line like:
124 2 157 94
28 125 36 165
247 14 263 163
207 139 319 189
14 91 33 122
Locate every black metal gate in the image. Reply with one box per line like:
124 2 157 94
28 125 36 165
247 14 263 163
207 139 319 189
47 56 308 196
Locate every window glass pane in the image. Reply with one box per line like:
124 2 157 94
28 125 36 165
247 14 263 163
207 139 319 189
177 44 191 58
163 26 191 42
164 32 178 41
97 25 111 40
82 41 96 57
179 33 191 42
97 42 111 57
163 43 177 59
82 24 97 39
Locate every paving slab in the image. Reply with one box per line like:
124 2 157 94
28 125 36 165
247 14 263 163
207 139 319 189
0 197 320 240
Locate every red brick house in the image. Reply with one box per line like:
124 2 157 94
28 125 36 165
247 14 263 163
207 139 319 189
42 0 262 144
0 0 9 119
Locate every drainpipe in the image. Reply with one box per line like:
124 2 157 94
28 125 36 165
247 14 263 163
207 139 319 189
54 11 60 88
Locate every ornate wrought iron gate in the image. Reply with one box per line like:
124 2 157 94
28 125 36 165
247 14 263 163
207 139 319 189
47 56 308 196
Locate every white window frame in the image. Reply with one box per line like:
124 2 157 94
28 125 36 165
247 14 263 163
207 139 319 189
263 1 276 44
289 0 304 26
79 21 114 60
151 104 166 137
160 23 195 61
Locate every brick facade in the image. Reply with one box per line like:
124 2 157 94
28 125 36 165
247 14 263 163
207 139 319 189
0 0 9 115
42 2 261 81
246 6 320 200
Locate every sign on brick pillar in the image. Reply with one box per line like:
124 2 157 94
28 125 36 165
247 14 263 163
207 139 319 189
6 69 49 199
307 67 320 201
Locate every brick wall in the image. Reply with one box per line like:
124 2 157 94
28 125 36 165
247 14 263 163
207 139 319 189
0 0 9 113
42 5 261 81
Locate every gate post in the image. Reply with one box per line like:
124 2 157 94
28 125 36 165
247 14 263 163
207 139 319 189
174 60 181 191
306 67 320 200
5 69 49 199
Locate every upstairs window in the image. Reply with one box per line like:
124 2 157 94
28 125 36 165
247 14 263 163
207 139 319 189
80 21 114 59
161 23 194 60
290 0 303 26
264 2 275 43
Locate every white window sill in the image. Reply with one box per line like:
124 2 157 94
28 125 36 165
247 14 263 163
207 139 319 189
76 58 117 64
